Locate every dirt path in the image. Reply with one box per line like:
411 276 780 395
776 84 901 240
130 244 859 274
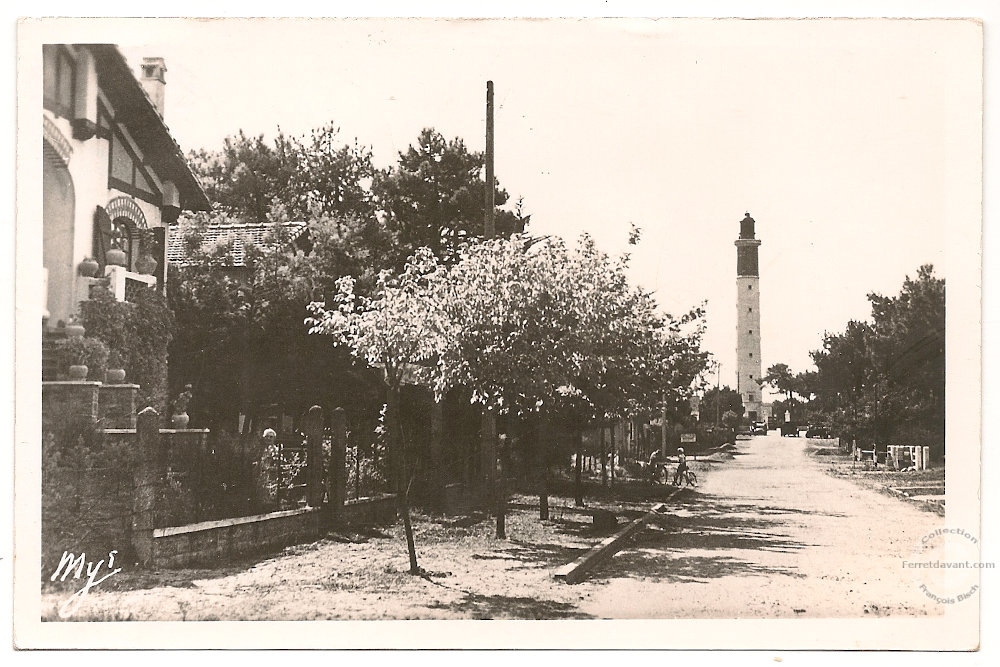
579 433 945 618
42 434 944 621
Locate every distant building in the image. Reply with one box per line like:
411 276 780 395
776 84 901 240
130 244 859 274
689 394 701 422
735 212 762 421
166 220 311 280
42 45 210 331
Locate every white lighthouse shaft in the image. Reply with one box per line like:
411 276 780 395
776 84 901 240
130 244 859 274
735 213 762 422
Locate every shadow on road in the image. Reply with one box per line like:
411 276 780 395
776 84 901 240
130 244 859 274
600 549 804 585
585 491 838 584
471 538 589 571
426 590 594 619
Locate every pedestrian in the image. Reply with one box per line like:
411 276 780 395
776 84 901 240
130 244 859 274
256 427 280 509
672 447 689 486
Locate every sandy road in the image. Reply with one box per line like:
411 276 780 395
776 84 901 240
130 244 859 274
41 433 948 622
579 433 945 618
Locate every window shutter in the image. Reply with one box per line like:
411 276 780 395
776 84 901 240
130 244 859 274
93 205 113 267
151 226 167 292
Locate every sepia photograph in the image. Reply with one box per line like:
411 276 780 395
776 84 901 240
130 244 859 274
12 10 986 651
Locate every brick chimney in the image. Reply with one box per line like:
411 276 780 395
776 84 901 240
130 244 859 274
140 57 167 117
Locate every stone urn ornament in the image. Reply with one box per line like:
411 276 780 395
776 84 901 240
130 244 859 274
106 247 127 267
68 364 88 380
78 257 99 277
135 253 158 275
106 351 126 384
171 384 193 428
64 317 85 338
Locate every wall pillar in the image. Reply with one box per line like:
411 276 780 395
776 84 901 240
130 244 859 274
328 407 347 521
131 407 161 565
303 405 324 509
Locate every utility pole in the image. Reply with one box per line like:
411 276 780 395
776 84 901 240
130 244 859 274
482 80 501 535
715 362 721 427
485 80 496 240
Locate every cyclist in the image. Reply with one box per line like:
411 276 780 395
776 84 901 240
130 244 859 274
648 448 666 484
672 447 689 486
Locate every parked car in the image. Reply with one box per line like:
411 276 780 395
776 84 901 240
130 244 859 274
752 421 767 435
780 422 798 437
806 425 833 438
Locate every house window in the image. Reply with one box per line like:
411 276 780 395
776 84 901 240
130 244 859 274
749 352 753 357
749 329 753 335
748 284 752 290
748 307 752 313
110 218 135 268
43 45 76 117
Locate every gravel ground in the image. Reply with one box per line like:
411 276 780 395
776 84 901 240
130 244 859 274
809 440 945 516
41 435 945 621
40 486 680 621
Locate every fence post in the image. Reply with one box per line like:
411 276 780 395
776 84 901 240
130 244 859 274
329 407 347 521
304 405 324 508
132 407 161 566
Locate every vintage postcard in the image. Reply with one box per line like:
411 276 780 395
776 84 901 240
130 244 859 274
13 15 985 650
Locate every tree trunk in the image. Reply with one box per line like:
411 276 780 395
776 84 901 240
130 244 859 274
538 417 549 520
385 385 401 493
574 428 584 507
609 423 616 488
429 399 444 514
600 426 608 486
482 410 496 514
496 425 507 539
388 383 419 574
400 476 419 574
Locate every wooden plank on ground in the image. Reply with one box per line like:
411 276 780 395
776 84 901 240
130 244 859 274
554 487 687 584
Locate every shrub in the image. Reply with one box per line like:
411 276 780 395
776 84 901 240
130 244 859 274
55 336 109 379
107 349 124 370
81 287 174 415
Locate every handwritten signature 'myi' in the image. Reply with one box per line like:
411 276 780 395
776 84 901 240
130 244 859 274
50 550 122 618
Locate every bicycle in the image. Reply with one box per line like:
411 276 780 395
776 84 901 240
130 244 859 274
673 466 698 487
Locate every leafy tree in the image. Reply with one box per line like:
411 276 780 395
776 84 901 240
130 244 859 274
374 128 529 266
188 131 295 224
793 370 819 402
307 233 709 538
167 207 385 431
865 265 945 445
805 265 944 454
306 249 449 574
721 410 740 430
187 123 377 224
699 386 745 425
771 397 805 424
762 363 796 401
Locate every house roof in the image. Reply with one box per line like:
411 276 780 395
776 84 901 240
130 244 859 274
87 44 211 212
167 221 309 268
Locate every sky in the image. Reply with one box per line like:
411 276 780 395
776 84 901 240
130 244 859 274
106 18 977 395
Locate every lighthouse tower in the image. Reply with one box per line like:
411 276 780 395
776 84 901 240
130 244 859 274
735 213 762 421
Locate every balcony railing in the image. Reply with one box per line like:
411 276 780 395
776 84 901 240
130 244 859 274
74 264 158 307
107 264 157 301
